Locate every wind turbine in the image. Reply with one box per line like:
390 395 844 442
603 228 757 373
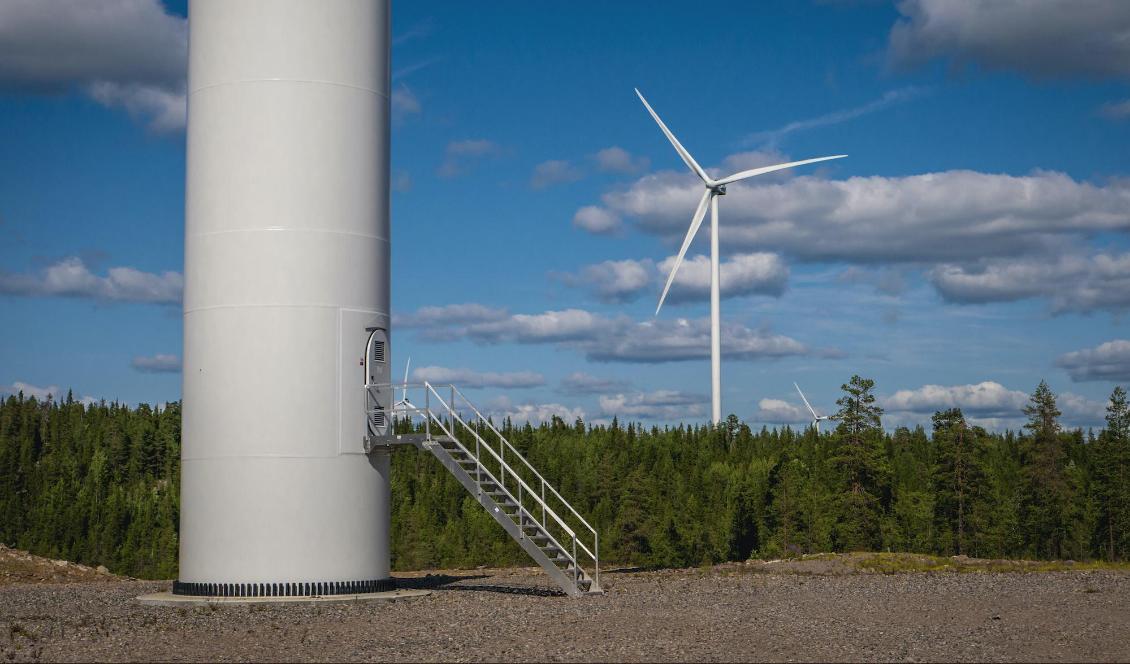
794 382 835 433
393 356 412 414
636 88 846 424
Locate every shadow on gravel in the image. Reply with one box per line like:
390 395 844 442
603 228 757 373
396 573 566 597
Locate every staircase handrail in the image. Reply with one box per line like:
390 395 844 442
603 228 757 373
423 382 578 543
450 385 600 544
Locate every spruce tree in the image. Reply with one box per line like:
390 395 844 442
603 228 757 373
831 375 888 551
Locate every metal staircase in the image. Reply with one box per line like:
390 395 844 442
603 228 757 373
364 381 601 597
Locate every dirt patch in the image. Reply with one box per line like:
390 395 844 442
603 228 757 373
1 559 1128 662
0 545 120 587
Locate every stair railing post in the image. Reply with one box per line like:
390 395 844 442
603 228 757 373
572 535 578 585
541 479 546 527
595 532 599 589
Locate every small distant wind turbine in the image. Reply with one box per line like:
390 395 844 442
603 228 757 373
794 382 834 433
636 88 846 424
394 356 412 414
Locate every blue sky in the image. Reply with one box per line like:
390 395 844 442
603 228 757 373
2 0 1130 429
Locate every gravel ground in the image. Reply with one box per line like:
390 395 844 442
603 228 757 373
2 563 1128 662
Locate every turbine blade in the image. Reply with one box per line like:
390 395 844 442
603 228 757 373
401 357 411 402
635 88 711 185
715 155 847 187
656 189 712 315
794 382 820 419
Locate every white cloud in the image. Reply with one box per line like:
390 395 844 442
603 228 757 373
0 256 182 304
561 252 788 305
930 252 1130 314
397 304 829 364
131 353 181 373
593 146 649 175
598 389 706 421
0 0 187 131
1057 340 1130 383
530 159 583 189
437 139 500 178
572 206 621 235
87 80 184 133
657 252 789 303
754 398 810 425
595 168 1130 264
888 0 1130 79
883 381 1028 419
744 87 926 146
559 372 631 395
0 381 97 405
411 365 545 389
558 258 654 303
486 396 584 424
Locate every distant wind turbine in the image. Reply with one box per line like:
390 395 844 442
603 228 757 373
794 382 835 433
636 88 846 424
394 356 412 414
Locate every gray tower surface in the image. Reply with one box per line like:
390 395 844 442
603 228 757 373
177 0 392 597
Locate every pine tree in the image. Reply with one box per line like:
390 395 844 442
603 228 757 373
831 375 888 551
1020 380 1073 559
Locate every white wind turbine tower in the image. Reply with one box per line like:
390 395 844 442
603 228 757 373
636 88 846 424
794 382 834 433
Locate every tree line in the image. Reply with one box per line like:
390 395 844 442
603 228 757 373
1 378 1128 579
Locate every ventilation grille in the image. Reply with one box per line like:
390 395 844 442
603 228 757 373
370 410 386 428
371 340 386 364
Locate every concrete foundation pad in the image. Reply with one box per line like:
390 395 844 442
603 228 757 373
136 588 430 606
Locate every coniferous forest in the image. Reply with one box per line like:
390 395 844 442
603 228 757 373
1 377 1128 580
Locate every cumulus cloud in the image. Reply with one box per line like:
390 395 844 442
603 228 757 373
561 252 788 305
557 258 654 303
930 252 1130 314
486 396 584 424
397 303 828 364
1057 340 1130 382
559 372 631 395
593 146 649 175
572 206 621 235
884 381 1029 419
888 0 1130 79
754 398 810 425
658 252 789 303
0 381 97 405
437 139 500 178
411 365 545 389
131 353 181 373
594 168 1130 264
0 0 187 131
87 80 184 132
0 256 182 304
881 380 1106 429
598 389 706 421
744 87 926 147
530 159 583 189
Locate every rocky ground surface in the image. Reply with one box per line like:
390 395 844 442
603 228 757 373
1 551 1128 662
